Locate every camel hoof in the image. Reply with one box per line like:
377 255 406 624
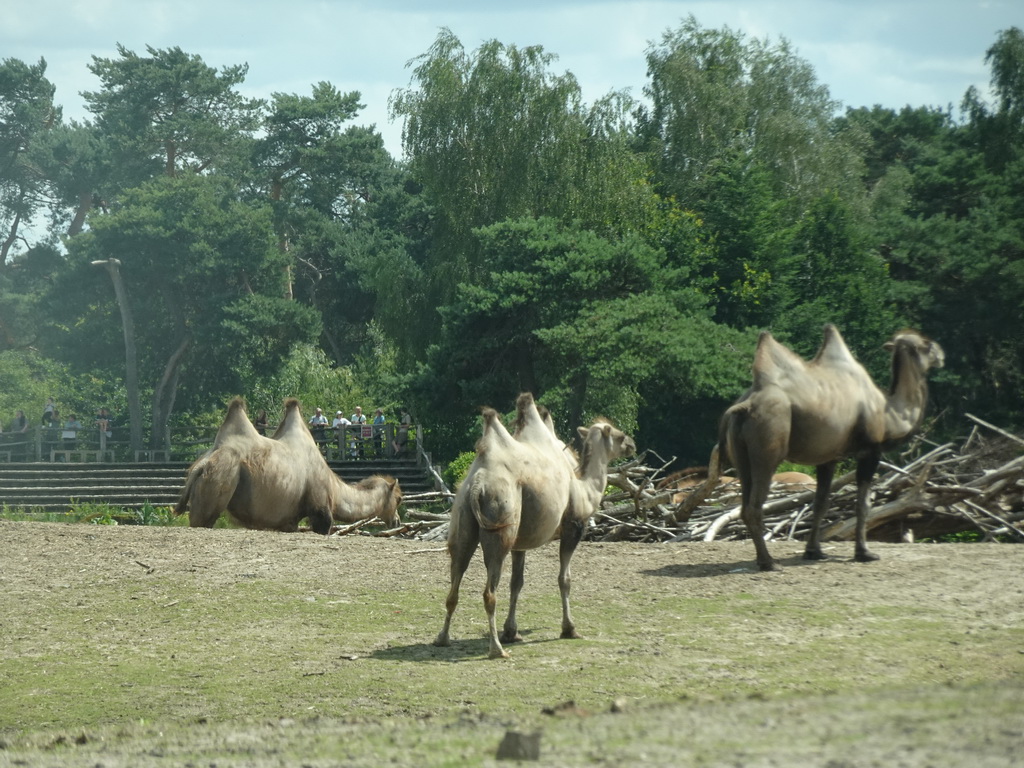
488 647 511 660
432 633 451 647
758 560 783 572
500 631 523 644
560 628 582 640
802 549 827 561
855 549 880 563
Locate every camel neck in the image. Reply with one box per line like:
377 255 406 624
885 349 929 442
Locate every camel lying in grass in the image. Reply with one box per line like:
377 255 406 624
435 393 635 658
174 398 401 534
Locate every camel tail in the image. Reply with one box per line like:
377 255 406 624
174 466 199 516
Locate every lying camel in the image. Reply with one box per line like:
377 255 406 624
659 466 816 504
435 393 635 658
719 325 944 571
175 398 401 533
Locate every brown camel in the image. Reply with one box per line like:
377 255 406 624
719 324 944 571
658 466 816 504
434 393 635 658
174 398 401 534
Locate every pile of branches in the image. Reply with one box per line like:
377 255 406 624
331 414 1022 546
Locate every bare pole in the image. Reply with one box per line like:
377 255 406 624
91 258 143 453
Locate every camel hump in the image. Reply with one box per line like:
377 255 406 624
751 332 804 389
813 323 857 366
214 397 259 445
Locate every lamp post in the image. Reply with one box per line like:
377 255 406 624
91 258 143 453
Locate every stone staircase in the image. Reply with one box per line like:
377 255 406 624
0 458 438 512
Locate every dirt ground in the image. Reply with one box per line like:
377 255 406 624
1 520 1023 767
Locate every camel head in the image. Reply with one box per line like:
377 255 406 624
884 330 945 376
576 422 636 466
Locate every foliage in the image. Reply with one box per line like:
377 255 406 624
443 450 476 489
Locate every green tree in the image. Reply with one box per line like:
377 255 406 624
636 16 862 215
83 44 262 180
0 57 58 268
412 217 748 459
389 29 656 355
50 174 319 449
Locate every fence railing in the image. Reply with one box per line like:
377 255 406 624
0 422 421 464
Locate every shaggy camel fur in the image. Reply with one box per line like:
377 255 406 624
434 393 635 658
175 398 401 534
720 325 944 571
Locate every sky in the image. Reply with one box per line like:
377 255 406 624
2 0 1020 158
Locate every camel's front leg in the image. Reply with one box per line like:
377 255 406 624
803 462 837 561
558 517 586 638
501 550 526 644
853 451 881 563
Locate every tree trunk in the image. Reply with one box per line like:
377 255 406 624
92 259 144 453
150 332 191 451
67 191 92 237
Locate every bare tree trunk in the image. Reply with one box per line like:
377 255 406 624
150 332 191 451
67 191 92 237
92 259 144 453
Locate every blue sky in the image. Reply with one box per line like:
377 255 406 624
3 0 1019 157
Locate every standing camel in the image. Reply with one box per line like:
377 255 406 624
720 325 944 571
434 393 634 659
175 398 401 533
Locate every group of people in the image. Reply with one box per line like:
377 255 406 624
306 405 412 458
1 399 116 459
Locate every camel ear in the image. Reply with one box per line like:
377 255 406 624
601 424 612 438
577 426 588 441
883 340 894 352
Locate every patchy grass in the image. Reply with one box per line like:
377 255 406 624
0 522 1021 766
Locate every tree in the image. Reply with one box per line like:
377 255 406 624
636 16 861 215
0 57 58 268
389 29 656 355
50 174 320 449
83 44 262 181
411 217 749 459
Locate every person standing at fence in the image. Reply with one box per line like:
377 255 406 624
253 409 268 436
372 408 385 456
95 406 114 438
349 406 367 458
392 408 412 458
41 397 56 426
309 407 328 447
63 413 82 450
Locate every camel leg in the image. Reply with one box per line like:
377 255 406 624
500 550 526 644
433 514 479 648
479 531 512 659
803 462 837 560
738 466 778 572
558 517 586 639
854 451 881 562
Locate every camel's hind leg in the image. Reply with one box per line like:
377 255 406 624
803 461 837 560
187 463 239 529
735 451 779 572
479 530 514 659
500 551 526 644
853 451 881 563
558 517 586 639
433 508 479 648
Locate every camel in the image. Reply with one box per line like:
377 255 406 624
658 466 816 505
434 393 635 659
174 398 402 534
719 324 944 571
